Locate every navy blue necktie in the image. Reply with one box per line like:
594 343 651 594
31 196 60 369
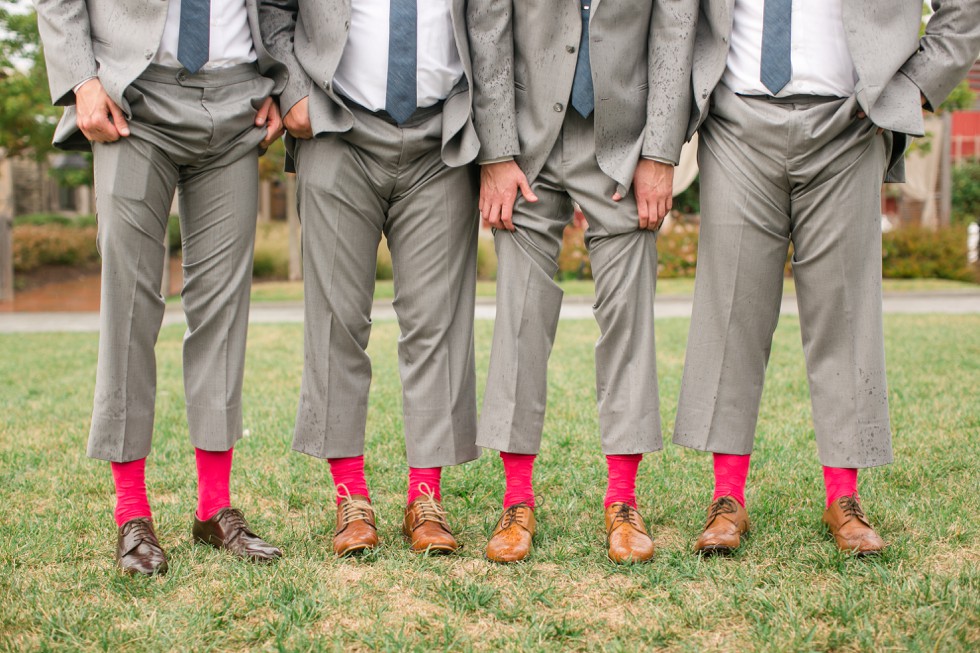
760 0 792 94
570 1 594 118
386 0 418 124
178 0 211 74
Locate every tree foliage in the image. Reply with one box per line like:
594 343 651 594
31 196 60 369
0 6 60 160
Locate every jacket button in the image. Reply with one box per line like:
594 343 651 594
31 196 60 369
554 103 564 112
566 45 575 53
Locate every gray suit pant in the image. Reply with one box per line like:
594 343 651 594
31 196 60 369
292 104 480 468
673 86 894 468
479 110 662 455
88 64 274 462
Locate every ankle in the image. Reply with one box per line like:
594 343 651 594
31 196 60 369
111 458 152 527
329 455 370 504
407 467 442 504
501 452 536 509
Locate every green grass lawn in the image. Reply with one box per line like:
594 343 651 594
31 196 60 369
1 316 979 651
248 277 979 303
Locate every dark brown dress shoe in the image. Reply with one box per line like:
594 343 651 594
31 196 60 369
116 517 168 576
486 503 535 563
693 496 750 556
193 507 282 562
822 494 885 556
334 490 379 557
605 503 655 564
403 488 458 554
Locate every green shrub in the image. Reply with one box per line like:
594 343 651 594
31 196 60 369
951 161 980 226
376 239 393 280
673 175 700 215
13 223 99 272
252 221 289 279
476 232 497 280
14 213 97 228
881 225 974 281
657 223 700 278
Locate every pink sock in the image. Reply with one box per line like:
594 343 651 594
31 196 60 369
328 455 370 504
604 454 643 508
501 452 536 508
823 466 858 508
195 448 234 521
712 453 751 508
111 458 152 527
407 467 442 504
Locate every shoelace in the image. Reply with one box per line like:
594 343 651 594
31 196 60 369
124 519 155 544
337 484 374 526
706 496 737 525
218 508 249 533
413 483 448 527
838 495 867 523
499 503 528 530
611 503 643 530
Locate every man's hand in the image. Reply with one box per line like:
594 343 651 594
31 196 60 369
256 96 285 148
75 78 130 142
615 159 673 230
479 160 537 231
283 96 314 140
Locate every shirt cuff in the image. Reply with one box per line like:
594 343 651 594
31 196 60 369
479 156 516 165
73 76 98 93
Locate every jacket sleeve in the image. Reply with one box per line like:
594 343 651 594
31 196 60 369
642 0 699 164
466 0 521 163
33 0 99 106
900 0 980 110
259 0 313 115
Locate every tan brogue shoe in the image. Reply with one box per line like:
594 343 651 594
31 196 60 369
605 502 655 564
693 496 750 556
485 503 535 563
334 485 379 557
822 494 885 556
403 484 458 554
116 517 168 576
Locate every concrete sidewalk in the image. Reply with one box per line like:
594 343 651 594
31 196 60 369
2 291 979 334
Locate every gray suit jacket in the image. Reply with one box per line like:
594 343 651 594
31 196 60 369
35 0 287 152
690 0 980 182
467 0 698 192
259 0 480 169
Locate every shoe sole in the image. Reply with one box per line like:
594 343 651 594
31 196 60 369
337 543 377 557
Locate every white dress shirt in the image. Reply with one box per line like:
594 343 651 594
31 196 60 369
153 0 256 70
333 0 464 112
723 0 858 98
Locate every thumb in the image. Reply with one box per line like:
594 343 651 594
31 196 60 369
108 101 130 137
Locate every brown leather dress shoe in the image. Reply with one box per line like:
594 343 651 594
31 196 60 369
193 507 282 562
605 503 655 564
822 494 885 556
403 487 458 554
116 517 168 576
693 496 750 556
334 490 379 557
485 503 535 563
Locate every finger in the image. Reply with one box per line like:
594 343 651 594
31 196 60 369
636 197 649 229
612 192 622 202
486 203 502 230
88 115 118 143
500 200 515 232
256 97 273 126
107 102 129 137
517 176 538 203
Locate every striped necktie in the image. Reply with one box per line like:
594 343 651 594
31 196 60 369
760 0 792 94
177 0 211 74
386 0 418 124
570 1 595 118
